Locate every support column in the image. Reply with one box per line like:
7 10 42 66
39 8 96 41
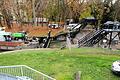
109 32 112 49
118 32 120 40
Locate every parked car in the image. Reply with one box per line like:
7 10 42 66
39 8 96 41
0 31 12 41
48 24 60 29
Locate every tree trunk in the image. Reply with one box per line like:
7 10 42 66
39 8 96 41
32 0 37 26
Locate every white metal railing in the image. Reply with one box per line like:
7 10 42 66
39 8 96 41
0 65 56 80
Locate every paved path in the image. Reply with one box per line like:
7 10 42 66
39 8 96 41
0 48 57 55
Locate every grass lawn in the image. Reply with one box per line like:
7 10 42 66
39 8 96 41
0 48 120 80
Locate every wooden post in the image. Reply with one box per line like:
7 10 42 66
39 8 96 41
75 71 81 80
109 32 112 49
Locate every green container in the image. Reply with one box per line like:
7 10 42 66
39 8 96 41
12 33 25 38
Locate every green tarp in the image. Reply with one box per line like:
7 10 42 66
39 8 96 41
12 33 25 38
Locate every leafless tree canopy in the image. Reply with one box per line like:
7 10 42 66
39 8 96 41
0 0 120 27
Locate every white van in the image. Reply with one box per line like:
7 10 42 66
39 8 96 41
0 31 11 41
0 35 5 41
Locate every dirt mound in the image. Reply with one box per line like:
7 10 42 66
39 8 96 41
5 23 64 37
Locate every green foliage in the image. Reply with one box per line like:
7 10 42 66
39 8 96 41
0 48 120 80
44 0 65 21
44 4 57 21
101 4 115 23
80 7 93 19
45 4 59 21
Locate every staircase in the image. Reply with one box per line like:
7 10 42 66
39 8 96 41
78 30 108 47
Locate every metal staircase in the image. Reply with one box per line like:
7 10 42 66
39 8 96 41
78 30 108 47
78 30 96 45
70 19 97 39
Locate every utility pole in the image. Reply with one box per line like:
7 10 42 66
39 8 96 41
32 0 37 26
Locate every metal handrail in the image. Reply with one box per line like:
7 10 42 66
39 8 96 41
79 30 105 47
0 65 56 80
